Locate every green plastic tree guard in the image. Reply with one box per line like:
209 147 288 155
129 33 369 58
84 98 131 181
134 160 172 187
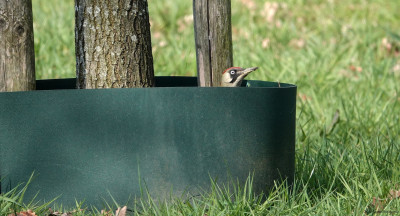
0 77 296 207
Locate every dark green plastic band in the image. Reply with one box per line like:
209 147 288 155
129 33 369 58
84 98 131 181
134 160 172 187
0 77 296 207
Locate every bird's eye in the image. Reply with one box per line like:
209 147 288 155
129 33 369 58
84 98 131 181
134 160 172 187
230 70 235 75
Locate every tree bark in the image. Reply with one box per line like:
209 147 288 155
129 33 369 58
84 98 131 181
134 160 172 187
193 0 233 87
0 0 35 92
75 0 154 89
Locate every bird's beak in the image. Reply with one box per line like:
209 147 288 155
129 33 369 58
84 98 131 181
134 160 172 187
239 67 258 76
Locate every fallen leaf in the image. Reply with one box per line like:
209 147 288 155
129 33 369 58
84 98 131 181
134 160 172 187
392 63 400 76
240 0 257 11
371 197 387 212
261 2 279 23
8 209 37 216
289 38 306 49
381 37 400 57
365 187 400 214
389 189 400 199
262 38 270 48
178 14 193 32
100 209 110 215
382 37 392 51
115 206 127 216
298 93 311 101
349 65 362 72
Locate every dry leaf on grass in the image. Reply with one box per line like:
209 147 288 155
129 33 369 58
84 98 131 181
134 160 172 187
348 65 362 73
366 188 400 214
289 38 306 49
48 208 81 216
389 189 400 199
371 197 387 212
392 63 400 75
101 206 128 216
298 93 312 102
261 2 279 23
240 0 257 11
381 37 400 57
115 206 127 216
8 209 37 216
262 38 270 49
177 14 193 32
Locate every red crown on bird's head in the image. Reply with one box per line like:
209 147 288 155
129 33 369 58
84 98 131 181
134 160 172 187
223 67 242 74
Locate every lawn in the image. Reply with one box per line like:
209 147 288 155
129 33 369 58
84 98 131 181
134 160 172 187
3 0 400 215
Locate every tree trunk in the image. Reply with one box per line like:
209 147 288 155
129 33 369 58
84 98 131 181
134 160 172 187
75 0 154 89
193 0 233 87
0 0 35 92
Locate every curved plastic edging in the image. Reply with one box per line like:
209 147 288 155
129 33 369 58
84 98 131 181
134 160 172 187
0 77 296 207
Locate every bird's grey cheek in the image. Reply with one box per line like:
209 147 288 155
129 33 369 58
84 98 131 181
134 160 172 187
222 76 231 83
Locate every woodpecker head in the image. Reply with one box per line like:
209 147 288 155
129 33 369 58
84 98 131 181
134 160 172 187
221 67 258 87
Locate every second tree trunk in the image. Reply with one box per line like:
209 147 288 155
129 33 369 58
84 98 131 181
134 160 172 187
75 0 154 89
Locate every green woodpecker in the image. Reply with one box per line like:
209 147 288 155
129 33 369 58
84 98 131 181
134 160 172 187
221 67 258 87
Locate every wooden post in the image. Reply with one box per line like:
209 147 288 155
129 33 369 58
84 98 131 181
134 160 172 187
193 0 233 87
0 0 36 92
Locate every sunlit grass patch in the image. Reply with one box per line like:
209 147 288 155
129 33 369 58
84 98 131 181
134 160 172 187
22 0 400 214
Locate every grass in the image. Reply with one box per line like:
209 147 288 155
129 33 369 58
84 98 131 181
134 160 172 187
4 0 398 214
